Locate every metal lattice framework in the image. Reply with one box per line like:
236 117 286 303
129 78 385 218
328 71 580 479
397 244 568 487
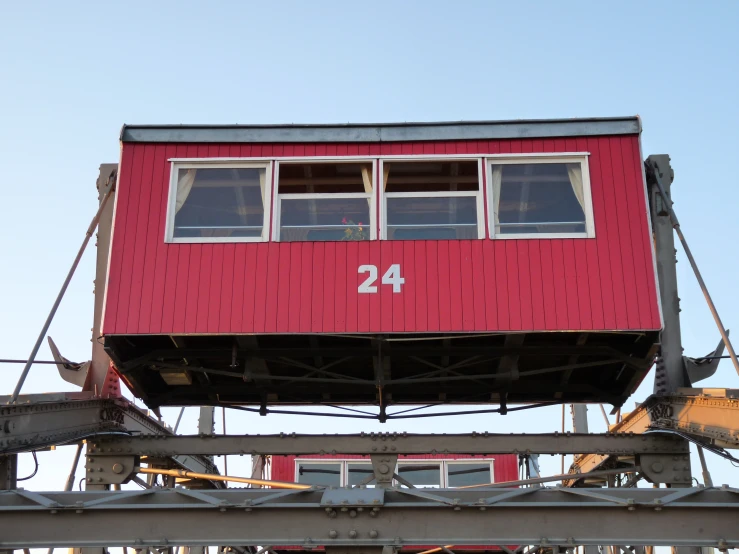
1 487 738 549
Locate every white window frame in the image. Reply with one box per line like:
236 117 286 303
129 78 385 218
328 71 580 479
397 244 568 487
273 159 378 242
294 458 495 487
380 157 486 240
444 459 495 488
165 160 273 243
294 460 343 486
486 154 595 240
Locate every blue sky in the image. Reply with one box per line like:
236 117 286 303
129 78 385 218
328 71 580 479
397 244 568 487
1 0 738 499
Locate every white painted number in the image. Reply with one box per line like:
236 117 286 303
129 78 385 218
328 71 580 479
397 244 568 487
358 265 378 293
382 264 405 293
357 264 405 294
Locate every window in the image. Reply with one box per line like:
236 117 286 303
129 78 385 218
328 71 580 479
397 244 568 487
446 461 492 487
275 161 375 241
381 160 484 240
294 458 494 487
346 462 375 487
166 162 270 243
296 462 342 487
488 156 594 238
396 462 442 487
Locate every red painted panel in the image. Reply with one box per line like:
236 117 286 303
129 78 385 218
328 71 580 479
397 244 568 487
103 136 661 336
311 242 325 332
403 241 416 332
460 240 475 331
414 241 427 332
301 243 314 333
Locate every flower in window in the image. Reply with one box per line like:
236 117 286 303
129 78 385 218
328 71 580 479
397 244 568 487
341 217 368 241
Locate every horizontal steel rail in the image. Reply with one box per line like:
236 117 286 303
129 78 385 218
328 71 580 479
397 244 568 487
0 487 737 548
88 431 689 457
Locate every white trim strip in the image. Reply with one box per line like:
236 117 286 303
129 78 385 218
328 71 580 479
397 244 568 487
168 152 590 163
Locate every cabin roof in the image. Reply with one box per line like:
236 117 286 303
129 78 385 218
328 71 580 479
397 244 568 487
120 116 641 143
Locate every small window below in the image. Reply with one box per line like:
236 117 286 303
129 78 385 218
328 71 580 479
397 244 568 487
168 163 269 242
396 462 442 488
296 462 342 487
346 462 376 487
276 161 374 242
489 157 594 238
446 462 492 487
382 160 483 240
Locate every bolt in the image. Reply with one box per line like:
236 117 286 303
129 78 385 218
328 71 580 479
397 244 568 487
328 530 338 539
369 530 379 539
349 510 357 518
349 530 358 539
650 462 664 473
378 463 389 474
112 463 124 474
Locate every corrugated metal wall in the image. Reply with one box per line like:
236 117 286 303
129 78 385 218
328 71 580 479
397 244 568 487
103 136 660 335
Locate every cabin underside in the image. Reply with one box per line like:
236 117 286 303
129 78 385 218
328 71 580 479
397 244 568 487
105 331 659 411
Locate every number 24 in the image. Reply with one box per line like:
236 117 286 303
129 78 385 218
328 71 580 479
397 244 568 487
358 264 405 293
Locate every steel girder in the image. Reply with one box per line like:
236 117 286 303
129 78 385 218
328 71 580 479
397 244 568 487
0 487 737 549
568 389 739 485
0 394 218 475
87 431 689 457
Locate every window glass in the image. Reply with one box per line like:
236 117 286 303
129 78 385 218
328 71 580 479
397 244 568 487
385 161 479 193
447 462 491 487
280 198 371 242
173 167 266 239
277 162 373 242
492 162 586 235
296 462 341 487
386 197 478 240
396 463 441 487
383 160 481 241
347 463 375 486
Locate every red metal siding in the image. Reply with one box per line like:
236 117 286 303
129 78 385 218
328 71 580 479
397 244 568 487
103 137 661 335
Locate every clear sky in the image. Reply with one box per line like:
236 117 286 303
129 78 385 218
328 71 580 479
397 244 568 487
1 0 738 514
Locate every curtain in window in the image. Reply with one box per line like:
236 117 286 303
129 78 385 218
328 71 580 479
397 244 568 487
175 169 197 214
566 163 585 211
490 165 503 231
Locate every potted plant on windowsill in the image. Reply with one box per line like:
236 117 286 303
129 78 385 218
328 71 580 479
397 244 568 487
341 217 368 241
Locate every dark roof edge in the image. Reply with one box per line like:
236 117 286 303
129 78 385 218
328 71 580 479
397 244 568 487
120 116 641 143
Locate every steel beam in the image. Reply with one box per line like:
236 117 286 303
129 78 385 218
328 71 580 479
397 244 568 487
0 394 218 476
568 388 739 484
86 432 689 457
0 487 737 548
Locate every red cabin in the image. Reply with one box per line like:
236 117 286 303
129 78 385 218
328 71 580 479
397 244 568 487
101 117 661 410
270 453 519 553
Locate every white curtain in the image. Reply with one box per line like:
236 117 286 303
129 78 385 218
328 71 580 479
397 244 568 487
175 169 197 214
490 165 503 231
566 163 585 211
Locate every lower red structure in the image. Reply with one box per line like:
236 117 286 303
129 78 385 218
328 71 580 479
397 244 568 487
271 453 519 552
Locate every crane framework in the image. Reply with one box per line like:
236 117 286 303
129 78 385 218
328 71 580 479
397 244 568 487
1 155 739 554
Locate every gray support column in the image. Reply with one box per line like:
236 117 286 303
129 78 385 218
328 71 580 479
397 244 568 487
0 455 16 490
571 405 589 433
0 455 17 554
199 407 215 435
88 164 120 398
647 155 688 393
570 407 598 554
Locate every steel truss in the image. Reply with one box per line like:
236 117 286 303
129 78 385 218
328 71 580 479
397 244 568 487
87 431 688 456
0 393 218 476
0 487 737 549
569 388 739 484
